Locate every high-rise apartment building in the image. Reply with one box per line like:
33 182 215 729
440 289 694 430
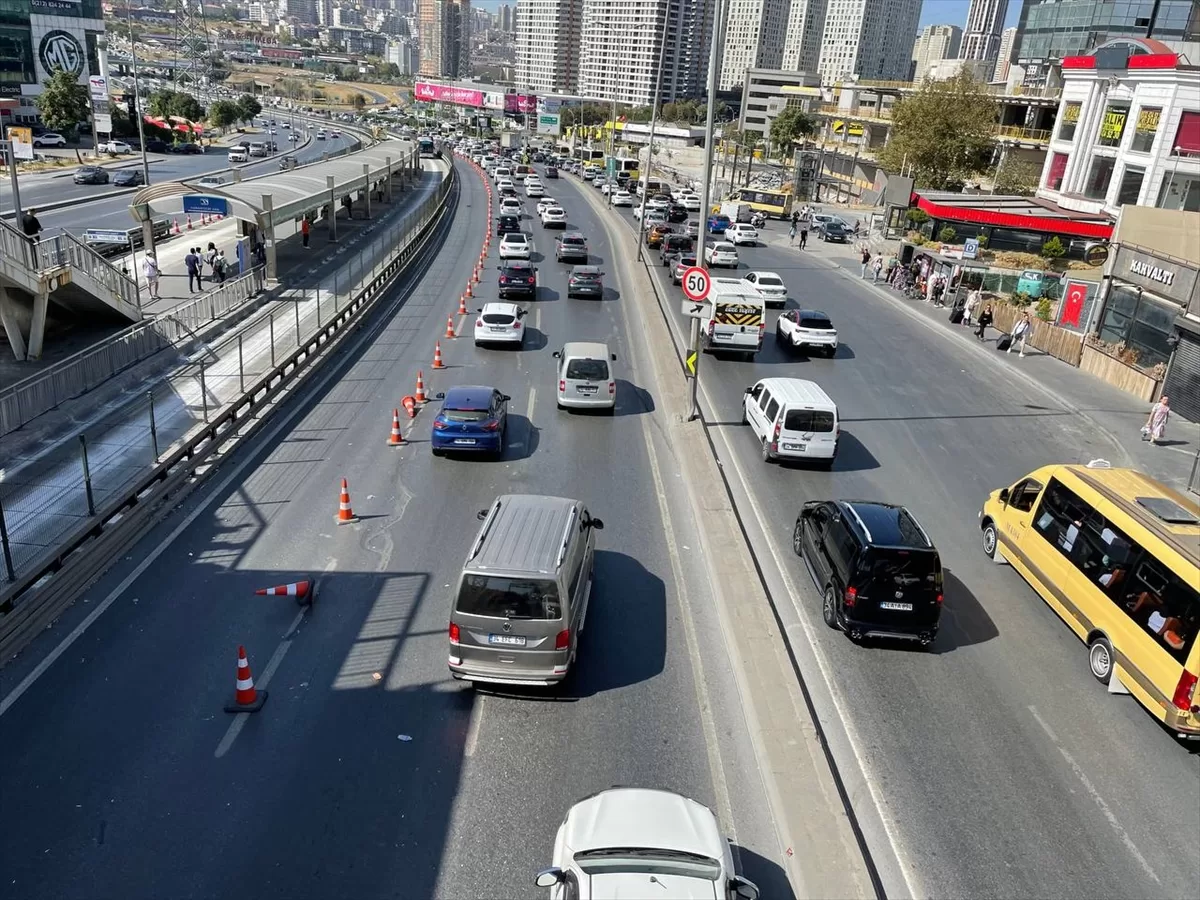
992 25 1016 81
285 0 319 25
515 0 582 93
719 0 790 91
318 0 334 25
813 0 922 82
959 0 1008 62
779 0 828 75
500 3 513 31
418 0 471 78
911 24 962 82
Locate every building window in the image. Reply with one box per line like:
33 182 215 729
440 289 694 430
1098 102 1130 148
1057 101 1082 141
1084 156 1116 200
1046 152 1069 190
1157 174 1200 212
1116 166 1145 206
1129 107 1161 153
1169 110 1200 156
1097 285 1178 369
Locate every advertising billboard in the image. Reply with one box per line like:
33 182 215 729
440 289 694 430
504 93 537 114
413 81 484 107
484 91 505 111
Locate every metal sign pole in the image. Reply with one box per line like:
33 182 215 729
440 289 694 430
2 142 24 225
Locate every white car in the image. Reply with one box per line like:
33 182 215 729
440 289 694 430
316 130 327 140
705 242 739 268
610 190 634 207
741 271 787 307
639 210 668 228
103 140 133 154
680 195 703 211
535 788 760 900
633 204 665 221
726 223 759 246
197 175 226 189
500 197 523 216
32 132 67 148
646 195 671 212
526 182 545 197
535 197 558 215
673 187 697 202
228 147 249 162
474 301 527 346
498 232 532 259
540 206 567 227
497 179 516 194
524 174 541 186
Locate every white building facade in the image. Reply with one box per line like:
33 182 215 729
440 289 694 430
515 0 582 93
911 24 962 83
992 25 1017 82
719 0 789 91
779 0 827 75
959 0 1008 63
1037 38 1200 219
814 0 922 83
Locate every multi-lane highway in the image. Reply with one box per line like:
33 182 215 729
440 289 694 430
0 159 792 899
557 173 1200 900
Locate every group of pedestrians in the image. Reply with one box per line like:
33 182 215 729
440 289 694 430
787 208 810 249
183 242 230 293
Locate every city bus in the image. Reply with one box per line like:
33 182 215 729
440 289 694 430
417 136 440 158
734 187 794 219
979 462 1200 737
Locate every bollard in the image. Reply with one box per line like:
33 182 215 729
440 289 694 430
79 434 96 516
148 391 159 462
0 497 15 582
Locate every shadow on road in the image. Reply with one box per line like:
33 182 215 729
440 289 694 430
735 843 796 900
931 569 1000 653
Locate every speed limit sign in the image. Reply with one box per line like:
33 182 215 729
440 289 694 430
681 266 711 302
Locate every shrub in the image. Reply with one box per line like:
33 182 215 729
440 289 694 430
975 234 988 248
1040 236 1066 260
938 225 958 243
905 208 930 225
1036 298 1052 321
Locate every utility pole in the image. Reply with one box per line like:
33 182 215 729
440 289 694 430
126 4 151 186
690 0 726 422
636 41 666 262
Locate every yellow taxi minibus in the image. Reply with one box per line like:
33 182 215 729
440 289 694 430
979 461 1200 738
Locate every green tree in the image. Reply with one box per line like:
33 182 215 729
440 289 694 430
938 225 958 243
992 157 1042 195
208 99 240 130
877 72 999 189
148 88 204 123
35 68 90 135
905 208 930 226
352 92 366 111
1040 236 1066 261
236 94 262 122
769 106 815 158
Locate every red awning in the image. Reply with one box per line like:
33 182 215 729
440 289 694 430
915 195 1113 239
1173 111 1200 155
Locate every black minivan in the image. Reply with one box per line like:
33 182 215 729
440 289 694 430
793 499 943 646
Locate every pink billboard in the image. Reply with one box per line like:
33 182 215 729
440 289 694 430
505 93 537 114
413 82 484 107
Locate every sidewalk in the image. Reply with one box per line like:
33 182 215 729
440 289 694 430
757 223 1199 493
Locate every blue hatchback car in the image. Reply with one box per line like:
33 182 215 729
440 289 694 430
430 385 510 457
707 214 731 234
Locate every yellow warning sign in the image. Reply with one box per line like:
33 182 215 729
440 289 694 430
686 351 698 376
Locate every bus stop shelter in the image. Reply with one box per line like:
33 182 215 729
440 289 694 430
127 140 420 282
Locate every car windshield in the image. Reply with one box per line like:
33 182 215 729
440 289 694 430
574 848 722 881
799 315 834 330
566 358 609 380
783 409 836 432
482 312 515 324
455 575 561 619
443 408 491 422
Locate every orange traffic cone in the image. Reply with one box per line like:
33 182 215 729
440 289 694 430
445 317 456 339
186 215 193 230
458 294 469 315
387 408 405 446
335 477 358 525
172 218 180 234
256 577 317 606
414 370 427 404
402 395 417 418
433 341 445 369
224 645 268 713
465 282 473 298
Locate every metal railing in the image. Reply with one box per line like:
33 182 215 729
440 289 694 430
993 125 1053 143
0 217 36 272
34 231 140 313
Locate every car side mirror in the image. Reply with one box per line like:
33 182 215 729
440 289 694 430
434 391 445 400
731 876 760 900
500 394 511 402
744 386 753 394
477 509 489 521
552 351 561 358
518 308 528 317
999 487 1010 505
589 517 605 530
610 353 617 361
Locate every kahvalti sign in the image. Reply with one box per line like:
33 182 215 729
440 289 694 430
413 81 484 107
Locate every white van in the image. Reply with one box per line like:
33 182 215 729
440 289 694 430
742 377 839 467
248 141 267 157
699 280 765 359
228 144 249 163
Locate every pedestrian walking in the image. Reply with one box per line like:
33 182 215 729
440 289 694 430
872 255 883 282
1143 396 1171 444
185 247 201 293
20 207 42 243
788 222 797 245
215 249 228 284
799 227 808 249
143 253 160 301
1009 312 1033 357
963 288 980 326
791 210 800 228
860 247 872 278
301 216 310 248
975 303 994 341
206 242 218 282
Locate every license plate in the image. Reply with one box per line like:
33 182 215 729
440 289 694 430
784 443 807 451
453 438 476 445
491 327 508 332
488 634 527 646
577 385 598 394
879 602 913 611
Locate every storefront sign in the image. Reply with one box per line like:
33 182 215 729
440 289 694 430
413 82 483 107
1129 258 1176 286
1116 246 1200 307
1099 107 1127 142
1083 243 1109 266
32 24 90 85
504 93 537 114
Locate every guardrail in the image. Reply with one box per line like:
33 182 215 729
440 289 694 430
0 161 458 652
0 217 36 270
34 230 140 311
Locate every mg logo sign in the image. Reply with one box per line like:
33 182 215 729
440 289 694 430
39 30 85 78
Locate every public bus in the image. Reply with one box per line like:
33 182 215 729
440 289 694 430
734 187 794 219
612 157 639 182
417 136 439 158
979 462 1200 738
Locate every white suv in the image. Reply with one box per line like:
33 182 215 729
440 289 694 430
775 309 839 356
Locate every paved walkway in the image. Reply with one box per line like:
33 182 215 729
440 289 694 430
755 215 1199 494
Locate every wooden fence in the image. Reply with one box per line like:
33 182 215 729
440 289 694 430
1079 344 1162 403
989 304 1084 366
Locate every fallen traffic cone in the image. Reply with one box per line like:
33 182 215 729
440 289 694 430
432 341 445 369
445 317 456 339
402 395 417 418
256 577 317 607
335 477 358 525
224 645 268 713
387 408 405 446
458 294 469 315
414 370 427 404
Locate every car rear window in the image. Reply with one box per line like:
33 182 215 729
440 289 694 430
456 575 561 619
562 237 585 246
571 272 600 281
678 257 697 267
504 234 527 243
565 359 609 381
783 409 835 432
799 316 834 330
859 549 942 592
758 276 784 287
482 312 515 324
444 408 490 422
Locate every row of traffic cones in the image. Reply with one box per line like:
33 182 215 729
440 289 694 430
173 213 226 234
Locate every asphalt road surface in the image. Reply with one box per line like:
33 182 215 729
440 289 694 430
561 172 1200 900
0 161 791 899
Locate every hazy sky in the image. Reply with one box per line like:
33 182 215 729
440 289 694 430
470 1 1026 32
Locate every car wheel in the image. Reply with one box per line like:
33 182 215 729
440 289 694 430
740 401 748 425
823 586 839 629
981 521 1003 562
761 437 773 463
1088 635 1115 684
792 521 803 556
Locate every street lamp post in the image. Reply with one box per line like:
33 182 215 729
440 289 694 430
635 35 667 261
125 5 151 186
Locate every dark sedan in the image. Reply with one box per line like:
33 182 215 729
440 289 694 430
659 233 695 266
73 165 109 185
822 222 851 243
496 214 521 236
145 139 169 153
567 265 604 299
666 203 689 223
545 166 558 179
498 260 537 299
112 169 145 187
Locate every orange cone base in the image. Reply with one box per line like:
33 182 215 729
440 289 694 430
335 513 359 525
225 690 268 713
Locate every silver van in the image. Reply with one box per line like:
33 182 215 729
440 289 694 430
554 341 617 412
448 494 604 686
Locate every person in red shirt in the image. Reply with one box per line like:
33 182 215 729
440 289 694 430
301 216 310 248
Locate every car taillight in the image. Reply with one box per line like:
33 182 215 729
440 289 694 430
513 321 522 329
483 420 501 431
759 321 766 333
559 379 565 392
707 321 714 337
449 622 460 644
433 419 448 430
554 629 570 651
499 276 508 284
844 586 857 607
476 319 484 327
608 381 616 394
935 593 944 605
1172 670 1198 712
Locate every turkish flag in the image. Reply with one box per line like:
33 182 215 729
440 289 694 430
1061 281 1087 327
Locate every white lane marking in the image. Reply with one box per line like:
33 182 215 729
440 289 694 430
526 386 537 424
534 306 542 331
214 620 301 759
464 693 485 758
1028 705 1160 883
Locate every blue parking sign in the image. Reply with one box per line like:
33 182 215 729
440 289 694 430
963 238 979 259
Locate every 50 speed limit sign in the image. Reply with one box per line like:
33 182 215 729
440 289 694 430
681 266 711 302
